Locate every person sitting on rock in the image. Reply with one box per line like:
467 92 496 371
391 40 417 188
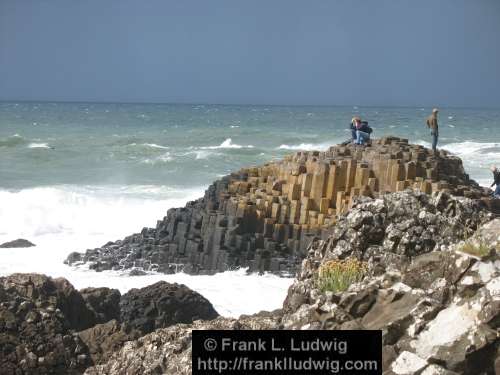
350 117 372 145
490 165 500 198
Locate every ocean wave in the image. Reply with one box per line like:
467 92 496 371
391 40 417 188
416 140 500 156
0 185 204 239
192 150 220 160
200 138 254 150
277 142 332 151
442 141 500 156
128 143 169 150
416 140 500 187
28 142 51 149
176 149 221 160
141 152 173 164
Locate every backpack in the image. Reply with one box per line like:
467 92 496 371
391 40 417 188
361 121 373 134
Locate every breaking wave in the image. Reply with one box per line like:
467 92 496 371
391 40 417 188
28 142 51 149
200 138 254 150
277 142 333 151
0 185 291 317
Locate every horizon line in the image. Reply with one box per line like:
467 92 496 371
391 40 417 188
1 99 499 111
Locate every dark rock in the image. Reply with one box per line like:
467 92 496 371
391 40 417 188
119 281 219 335
64 251 82 265
0 274 226 373
80 287 121 324
128 268 147 276
78 320 139 366
0 273 95 374
0 239 35 248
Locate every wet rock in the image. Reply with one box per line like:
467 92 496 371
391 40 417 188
64 251 82 265
0 238 35 248
128 268 147 276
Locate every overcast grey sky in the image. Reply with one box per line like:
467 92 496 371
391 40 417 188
1 0 499 107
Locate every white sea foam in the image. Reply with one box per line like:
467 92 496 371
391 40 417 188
201 138 254 150
277 142 332 151
28 142 51 149
142 143 169 149
127 143 169 149
0 185 203 238
0 185 292 317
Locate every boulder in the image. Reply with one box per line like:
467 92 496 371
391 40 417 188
78 320 140 366
119 281 219 335
0 239 35 248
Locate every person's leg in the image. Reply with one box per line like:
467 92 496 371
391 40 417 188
431 132 438 151
357 130 369 145
351 129 357 142
495 185 500 198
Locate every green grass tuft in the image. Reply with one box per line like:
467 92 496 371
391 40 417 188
459 240 491 258
316 258 368 293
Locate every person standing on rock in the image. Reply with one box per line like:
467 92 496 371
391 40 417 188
426 108 439 151
490 166 500 198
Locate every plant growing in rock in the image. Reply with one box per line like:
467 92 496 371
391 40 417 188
316 258 368 293
459 239 491 258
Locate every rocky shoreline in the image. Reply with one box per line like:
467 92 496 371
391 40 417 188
1 138 499 374
0 274 219 374
3 189 497 374
65 137 499 277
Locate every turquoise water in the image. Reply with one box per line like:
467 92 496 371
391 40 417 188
1 102 499 190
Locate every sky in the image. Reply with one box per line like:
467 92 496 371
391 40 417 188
1 0 499 107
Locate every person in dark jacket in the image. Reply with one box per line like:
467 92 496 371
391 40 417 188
491 166 500 198
350 117 372 145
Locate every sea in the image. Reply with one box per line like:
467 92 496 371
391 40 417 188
1 102 499 316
